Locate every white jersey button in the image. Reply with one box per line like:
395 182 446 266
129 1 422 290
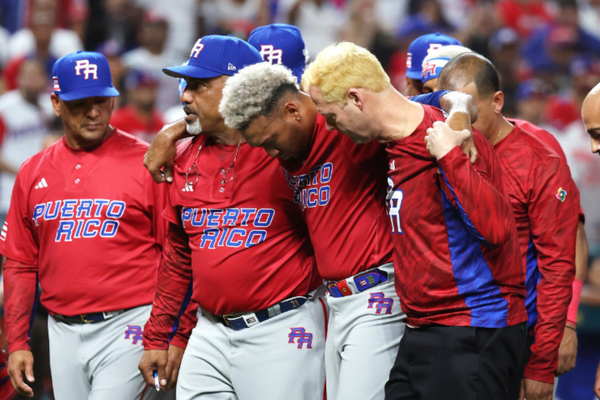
75 178 80 184
75 164 81 169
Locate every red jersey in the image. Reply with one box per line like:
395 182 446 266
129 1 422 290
152 135 318 318
386 105 527 328
110 105 164 143
496 120 579 384
0 129 167 350
509 118 585 223
279 114 392 280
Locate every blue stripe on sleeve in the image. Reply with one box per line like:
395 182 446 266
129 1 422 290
408 90 450 109
437 166 491 247
525 234 541 329
168 278 194 342
441 189 508 328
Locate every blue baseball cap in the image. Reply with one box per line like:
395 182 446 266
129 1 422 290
52 51 119 101
421 57 452 83
406 33 461 81
249 24 307 82
163 35 262 80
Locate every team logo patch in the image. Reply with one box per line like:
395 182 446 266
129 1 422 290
124 325 144 345
53 77 60 91
556 187 567 202
288 327 313 349
406 53 412 68
368 292 393 314
74 60 99 80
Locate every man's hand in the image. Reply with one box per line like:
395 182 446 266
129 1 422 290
440 94 477 164
425 121 472 160
144 119 188 184
556 325 577 375
518 378 553 400
165 345 185 391
139 349 168 391
7 349 34 397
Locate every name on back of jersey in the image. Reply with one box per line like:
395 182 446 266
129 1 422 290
181 207 275 249
282 162 333 210
32 199 126 242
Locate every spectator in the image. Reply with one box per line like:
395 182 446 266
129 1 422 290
277 0 348 58
488 27 522 116
522 0 600 80
398 0 455 38
201 0 269 38
546 54 600 130
23 0 89 41
454 2 501 59
0 58 54 223
84 0 143 53
7 0 83 61
514 79 555 127
121 11 184 111
95 40 127 106
496 0 552 38
134 0 198 60
110 69 164 143
339 0 395 67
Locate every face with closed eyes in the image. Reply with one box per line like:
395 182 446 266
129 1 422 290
241 94 313 162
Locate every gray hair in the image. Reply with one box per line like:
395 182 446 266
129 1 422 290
219 62 299 130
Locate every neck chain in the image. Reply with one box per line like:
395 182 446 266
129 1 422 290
221 137 243 185
185 142 203 187
493 129 502 147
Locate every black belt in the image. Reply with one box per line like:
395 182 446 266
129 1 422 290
53 309 129 324
219 296 308 331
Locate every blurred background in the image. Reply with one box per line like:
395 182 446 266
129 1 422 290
1 0 600 399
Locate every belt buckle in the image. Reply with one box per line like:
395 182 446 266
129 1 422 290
222 313 236 326
80 314 94 323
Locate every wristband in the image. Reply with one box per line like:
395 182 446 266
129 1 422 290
567 278 583 326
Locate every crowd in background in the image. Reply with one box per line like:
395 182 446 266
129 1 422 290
1 0 600 399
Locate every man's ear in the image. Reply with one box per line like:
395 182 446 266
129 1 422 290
346 88 364 111
283 100 301 121
50 94 61 118
492 91 504 115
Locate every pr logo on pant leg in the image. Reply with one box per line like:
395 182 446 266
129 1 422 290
124 325 144 345
288 328 313 349
368 292 393 314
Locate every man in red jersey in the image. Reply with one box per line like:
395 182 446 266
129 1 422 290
437 53 583 400
217 61 477 400
1 51 184 399
302 42 527 400
138 35 327 400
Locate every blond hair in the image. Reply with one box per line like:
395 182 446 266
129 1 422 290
301 42 390 106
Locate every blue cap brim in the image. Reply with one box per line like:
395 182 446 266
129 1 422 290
291 65 305 84
406 70 422 80
58 86 120 101
162 65 225 79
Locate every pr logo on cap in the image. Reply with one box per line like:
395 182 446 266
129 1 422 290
75 60 99 80
190 39 205 58
259 45 283 65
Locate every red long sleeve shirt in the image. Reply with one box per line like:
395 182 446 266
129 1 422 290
386 104 527 328
495 120 579 384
